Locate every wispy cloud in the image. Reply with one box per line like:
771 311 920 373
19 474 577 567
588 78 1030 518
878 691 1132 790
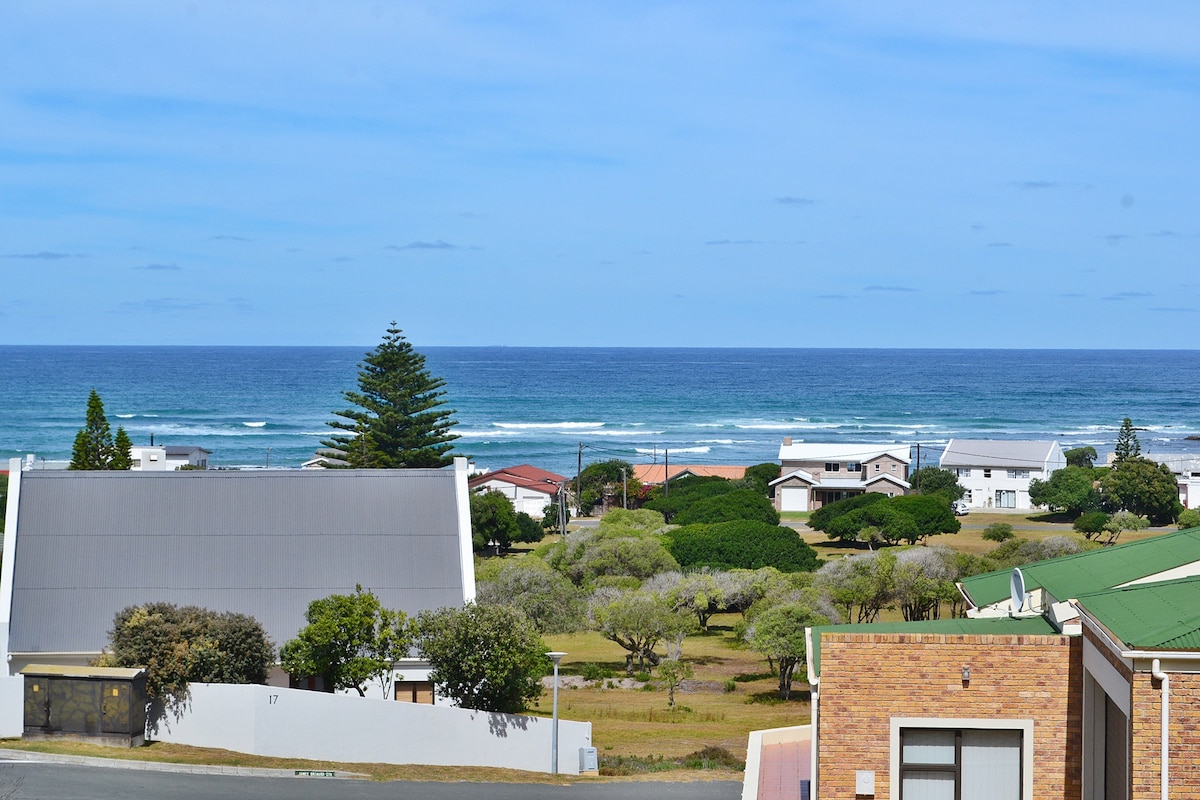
816 294 848 300
971 224 985 231
706 239 761 246
1012 180 1059 190
971 289 1006 296
115 297 213 313
1058 292 1086 298
211 235 251 242
1150 306 1197 313
987 242 1013 248
1102 291 1152 301
2 251 82 260
864 285 918 293
134 262 180 271
775 196 815 206
386 240 458 251
1105 234 1133 245
331 256 353 262
1148 230 1194 238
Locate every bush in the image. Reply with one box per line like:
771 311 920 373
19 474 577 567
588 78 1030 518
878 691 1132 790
666 520 822 572
1073 511 1110 538
581 662 611 682
982 523 1015 542
1178 508 1200 530
808 492 888 532
672 489 780 526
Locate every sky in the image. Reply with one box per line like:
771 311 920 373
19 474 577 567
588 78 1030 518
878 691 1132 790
2 2 1198 347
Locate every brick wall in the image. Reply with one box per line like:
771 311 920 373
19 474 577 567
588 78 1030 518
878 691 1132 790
1131 670 1200 800
817 632 1082 800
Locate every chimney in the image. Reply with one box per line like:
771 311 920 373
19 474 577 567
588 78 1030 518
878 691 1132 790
783 437 792 446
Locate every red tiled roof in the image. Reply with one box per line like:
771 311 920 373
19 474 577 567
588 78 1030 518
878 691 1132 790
632 464 749 485
468 464 566 495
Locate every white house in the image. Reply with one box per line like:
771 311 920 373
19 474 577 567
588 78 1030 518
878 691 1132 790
128 445 211 471
467 464 565 516
1139 452 1200 510
770 440 911 513
938 439 1065 510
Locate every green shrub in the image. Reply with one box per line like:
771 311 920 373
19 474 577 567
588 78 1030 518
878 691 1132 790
808 492 888 531
666 520 821 572
581 662 609 682
723 679 737 693
1074 511 1110 537
1178 508 1200 530
635 671 652 683
672 489 780 526
982 523 1015 542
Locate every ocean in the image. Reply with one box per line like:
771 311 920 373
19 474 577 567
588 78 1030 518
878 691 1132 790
2 347 1200 476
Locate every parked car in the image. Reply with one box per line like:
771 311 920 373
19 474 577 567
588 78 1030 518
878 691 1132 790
952 500 969 516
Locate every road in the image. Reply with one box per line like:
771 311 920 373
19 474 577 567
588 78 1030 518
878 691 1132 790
0 761 741 800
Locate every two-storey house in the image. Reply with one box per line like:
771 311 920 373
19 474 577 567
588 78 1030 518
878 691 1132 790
939 439 1065 510
770 439 911 512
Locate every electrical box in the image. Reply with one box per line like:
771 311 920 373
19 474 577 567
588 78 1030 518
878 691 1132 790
579 747 599 774
856 769 876 796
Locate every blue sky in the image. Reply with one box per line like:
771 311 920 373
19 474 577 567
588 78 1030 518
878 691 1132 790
2 2 1198 347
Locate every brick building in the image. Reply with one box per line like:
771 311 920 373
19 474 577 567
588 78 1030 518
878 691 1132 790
797 530 1200 800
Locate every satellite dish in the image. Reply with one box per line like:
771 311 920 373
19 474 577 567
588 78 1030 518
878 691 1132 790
1010 568 1026 613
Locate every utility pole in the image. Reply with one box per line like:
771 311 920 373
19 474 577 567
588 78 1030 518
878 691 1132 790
558 482 568 538
620 467 628 510
664 449 670 498
576 442 583 516
915 443 921 490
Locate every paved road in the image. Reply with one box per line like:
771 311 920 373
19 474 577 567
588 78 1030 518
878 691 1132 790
0 761 741 800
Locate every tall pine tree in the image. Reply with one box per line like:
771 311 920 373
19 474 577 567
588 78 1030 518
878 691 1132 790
322 324 459 468
1113 417 1141 464
111 427 134 470
70 389 117 469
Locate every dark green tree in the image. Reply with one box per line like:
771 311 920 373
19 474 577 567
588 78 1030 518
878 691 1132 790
70 389 116 469
475 558 587 634
322 324 458 468
111 427 134 470
1028 465 1100 516
574 459 636 514
280 586 415 697
747 603 828 698
742 462 782 494
417 604 549 713
1064 446 1098 469
514 511 545 545
1073 511 1110 539
667 520 821 572
1100 458 1181 525
672 488 780 526
982 523 1014 542
909 467 966 501
470 489 520 552
808 492 888 532
1113 417 1141 464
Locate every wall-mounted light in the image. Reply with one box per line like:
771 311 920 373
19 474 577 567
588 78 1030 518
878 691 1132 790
961 665 971 683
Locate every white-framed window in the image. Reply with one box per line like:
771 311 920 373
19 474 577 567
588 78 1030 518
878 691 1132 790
875 463 881 471
891 464 897 472
891 717 1032 800
847 462 862 473
824 462 840 472
996 490 1016 509
1006 469 1030 479
955 467 971 478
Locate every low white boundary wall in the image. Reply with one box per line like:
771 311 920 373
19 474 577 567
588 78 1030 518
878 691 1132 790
742 724 811 800
152 683 591 775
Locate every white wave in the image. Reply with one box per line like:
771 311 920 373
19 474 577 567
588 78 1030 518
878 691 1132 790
115 413 135 419
697 439 734 445
736 422 841 430
243 421 267 428
493 422 604 430
456 429 524 439
589 429 663 437
634 446 710 455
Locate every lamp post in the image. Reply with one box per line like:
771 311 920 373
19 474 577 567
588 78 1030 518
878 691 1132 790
546 651 567 774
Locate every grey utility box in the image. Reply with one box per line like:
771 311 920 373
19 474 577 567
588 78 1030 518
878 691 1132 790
579 747 599 774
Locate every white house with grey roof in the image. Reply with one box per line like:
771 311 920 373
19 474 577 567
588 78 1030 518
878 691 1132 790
939 439 1065 510
0 458 476 738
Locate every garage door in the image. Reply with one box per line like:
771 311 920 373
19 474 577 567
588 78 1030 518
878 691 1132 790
779 486 808 512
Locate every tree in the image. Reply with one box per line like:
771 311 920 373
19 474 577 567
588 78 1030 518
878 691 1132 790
666 520 821 572
653 658 694 708
982 523 1014 542
808 492 888 532
1028 465 1100 516
514 512 545 545
101 603 274 719
1100 510 1149 546
1064 446 1098 469
279 586 414 697
111 427 133 470
742 463 782 495
672 489 780 526
814 551 896 624
1073 511 1110 539
475 558 587 634
322 324 458 468
1100 458 1181 525
1114 417 1141 464
746 603 827 698
470 489 520 552
817 494 958 546
70 389 119 469
641 475 738 523
589 589 693 673
642 570 727 631
892 547 959 621
574 459 637 514
909 467 966 501
1178 508 1200 530
416 604 548 713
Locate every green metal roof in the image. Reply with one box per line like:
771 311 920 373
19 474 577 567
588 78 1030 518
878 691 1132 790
809 615 1057 677
1076 575 1200 651
959 527 1200 608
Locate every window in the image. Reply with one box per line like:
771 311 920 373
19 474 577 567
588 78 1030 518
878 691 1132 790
900 728 1023 800
1006 470 1030 479
847 462 862 473
955 467 971 478
394 680 435 704
824 462 840 472
996 490 1016 509
875 463 881 471
891 464 897 472
983 469 992 478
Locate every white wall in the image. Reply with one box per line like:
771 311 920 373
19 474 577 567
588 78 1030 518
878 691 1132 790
152 683 592 774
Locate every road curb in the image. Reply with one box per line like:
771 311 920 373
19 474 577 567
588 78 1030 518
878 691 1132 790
0 748 363 779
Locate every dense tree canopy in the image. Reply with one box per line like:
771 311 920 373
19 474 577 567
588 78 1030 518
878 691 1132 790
475 558 587 634
1100 457 1180 525
808 492 887 531
641 475 739 522
574 459 637 514
417 604 548 713
101 603 274 718
1028 465 1100 516
746 603 827 698
70 389 133 470
742 462 782 494
1064 446 1098 469
322 324 458 468
1114 417 1142 464
671 488 779 526
470 489 520 552
814 493 958 546
909 467 966 501
666 520 821 572
280 586 414 697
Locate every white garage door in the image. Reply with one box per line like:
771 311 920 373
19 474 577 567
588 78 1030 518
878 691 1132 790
779 486 808 512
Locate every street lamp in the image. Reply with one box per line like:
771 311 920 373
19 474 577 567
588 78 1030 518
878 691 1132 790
546 651 567 774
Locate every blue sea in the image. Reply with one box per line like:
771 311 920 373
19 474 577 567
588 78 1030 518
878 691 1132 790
2 347 1200 476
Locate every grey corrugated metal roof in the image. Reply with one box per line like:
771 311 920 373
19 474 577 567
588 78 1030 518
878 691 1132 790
9 469 469 655
939 439 1058 468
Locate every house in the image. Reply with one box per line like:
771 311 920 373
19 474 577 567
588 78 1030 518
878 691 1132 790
129 444 211 471
632 464 748 486
1140 452 1200 509
770 439 910 512
751 527 1200 800
0 458 477 736
939 439 1065 510
467 464 566 516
